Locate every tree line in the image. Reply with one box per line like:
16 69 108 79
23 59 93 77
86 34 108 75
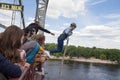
45 43 120 63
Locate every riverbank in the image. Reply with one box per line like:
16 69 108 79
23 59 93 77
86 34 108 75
50 56 117 64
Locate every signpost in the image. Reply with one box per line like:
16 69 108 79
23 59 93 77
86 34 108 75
0 3 23 11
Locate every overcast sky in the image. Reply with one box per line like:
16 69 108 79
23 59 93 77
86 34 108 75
0 0 120 49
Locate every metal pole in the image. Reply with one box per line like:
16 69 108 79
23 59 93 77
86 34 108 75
19 0 25 29
11 0 16 25
0 23 7 29
35 0 49 34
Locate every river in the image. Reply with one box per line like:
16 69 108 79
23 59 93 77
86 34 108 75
43 60 120 80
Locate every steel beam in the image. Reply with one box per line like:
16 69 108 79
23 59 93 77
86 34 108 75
0 23 7 29
35 0 49 34
19 0 25 29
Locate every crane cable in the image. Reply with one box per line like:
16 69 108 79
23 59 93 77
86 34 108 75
19 0 23 29
59 38 69 80
11 0 17 25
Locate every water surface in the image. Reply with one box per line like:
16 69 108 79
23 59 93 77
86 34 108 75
44 60 120 80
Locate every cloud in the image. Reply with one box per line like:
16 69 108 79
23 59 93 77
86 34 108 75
58 23 71 30
79 25 119 39
105 19 120 27
88 0 107 5
102 13 120 27
45 24 50 27
0 0 11 3
45 25 120 49
0 9 12 26
103 13 120 19
25 17 34 26
47 0 86 19
0 0 120 49
0 9 22 27
76 25 120 49
0 27 5 32
63 23 70 27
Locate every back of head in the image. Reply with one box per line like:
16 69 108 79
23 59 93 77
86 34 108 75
36 34 45 46
70 22 76 28
2 25 24 48
0 25 24 63
34 20 39 25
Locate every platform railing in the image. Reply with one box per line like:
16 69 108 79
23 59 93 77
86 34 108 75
9 65 35 80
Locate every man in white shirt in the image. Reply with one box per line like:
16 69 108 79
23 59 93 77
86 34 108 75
49 23 76 54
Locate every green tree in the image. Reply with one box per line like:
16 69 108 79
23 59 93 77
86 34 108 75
45 43 120 64
99 54 107 60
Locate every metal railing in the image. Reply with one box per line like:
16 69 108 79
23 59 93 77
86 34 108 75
9 65 35 80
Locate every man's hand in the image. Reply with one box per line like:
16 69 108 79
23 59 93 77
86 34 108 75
50 32 55 36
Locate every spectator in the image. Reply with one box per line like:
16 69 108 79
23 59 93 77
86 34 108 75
0 53 22 79
21 40 40 64
24 20 55 36
0 25 24 78
23 28 31 43
35 34 51 79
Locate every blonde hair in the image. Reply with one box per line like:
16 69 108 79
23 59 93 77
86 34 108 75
36 34 45 48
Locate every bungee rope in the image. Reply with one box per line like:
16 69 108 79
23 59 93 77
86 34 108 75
59 38 69 80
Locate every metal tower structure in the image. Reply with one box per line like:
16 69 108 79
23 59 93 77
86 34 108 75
0 0 25 29
0 0 49 30
0 23 7 29
11 0 25 28
35 0 49 34
19 0 25 29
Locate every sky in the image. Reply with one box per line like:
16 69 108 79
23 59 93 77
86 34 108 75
0 0 120 49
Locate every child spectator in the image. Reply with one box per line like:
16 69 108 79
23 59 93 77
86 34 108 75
35 34 51 75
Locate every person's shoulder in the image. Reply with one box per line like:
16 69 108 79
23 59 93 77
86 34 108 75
0 54 4 60
27 40 37 44
65 27 71 30
0 54 7 64
29 23 36 25
27 23 37 28
22 40 38 48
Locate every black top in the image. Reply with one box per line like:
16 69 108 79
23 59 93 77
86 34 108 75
24 23 51 36
0 54 22 78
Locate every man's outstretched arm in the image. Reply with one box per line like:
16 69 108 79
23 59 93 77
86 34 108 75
37 25 55 35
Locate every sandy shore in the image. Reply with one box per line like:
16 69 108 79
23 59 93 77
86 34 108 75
50 56 117 64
